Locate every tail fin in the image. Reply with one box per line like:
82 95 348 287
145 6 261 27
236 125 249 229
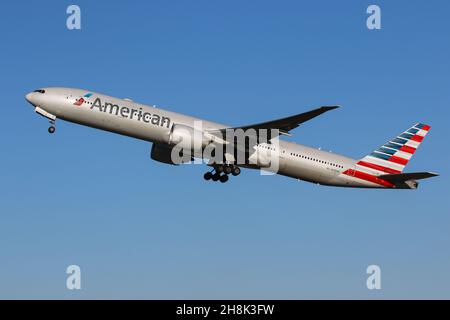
357 123 431 175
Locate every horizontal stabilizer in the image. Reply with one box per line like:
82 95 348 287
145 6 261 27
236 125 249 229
380 172 439 183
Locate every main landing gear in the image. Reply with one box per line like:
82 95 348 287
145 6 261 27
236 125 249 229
48 119 56 134
203 164 241 183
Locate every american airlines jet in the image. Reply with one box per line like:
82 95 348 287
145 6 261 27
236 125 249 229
25 87 438 188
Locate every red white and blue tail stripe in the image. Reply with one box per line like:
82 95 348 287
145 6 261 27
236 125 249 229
358 123 430 174
343 123 431 188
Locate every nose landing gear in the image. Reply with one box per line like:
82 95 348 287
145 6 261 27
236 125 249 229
203 164 240 183
48 119 56 134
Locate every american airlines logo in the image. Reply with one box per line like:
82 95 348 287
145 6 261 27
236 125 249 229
74 92 92 106
87 97 171 128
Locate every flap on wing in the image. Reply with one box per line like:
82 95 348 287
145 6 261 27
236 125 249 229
208 106 339 137
380 172 439 182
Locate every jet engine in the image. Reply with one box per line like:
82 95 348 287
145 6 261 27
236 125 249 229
150 143 192 165
168 124 212 150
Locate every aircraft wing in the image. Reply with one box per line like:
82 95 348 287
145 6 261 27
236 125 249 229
204 105 339 166
208 106 339 138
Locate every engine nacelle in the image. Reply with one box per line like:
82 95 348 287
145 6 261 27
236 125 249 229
247 147 280 168
151 143 192 165
168 124 211 151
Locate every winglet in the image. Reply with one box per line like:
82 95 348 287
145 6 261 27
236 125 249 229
321 105 340 111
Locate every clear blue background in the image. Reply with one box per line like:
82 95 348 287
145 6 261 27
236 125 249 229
0 0 448 299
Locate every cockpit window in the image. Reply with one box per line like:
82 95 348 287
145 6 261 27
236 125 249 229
34 89 45 94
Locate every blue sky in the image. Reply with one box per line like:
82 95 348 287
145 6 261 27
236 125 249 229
0 0 449 299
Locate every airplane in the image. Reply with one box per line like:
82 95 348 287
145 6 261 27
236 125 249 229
25 87 438 189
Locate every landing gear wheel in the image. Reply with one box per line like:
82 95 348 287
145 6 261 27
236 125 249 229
224 165 232 175
232 166 241 176
48 126 55 134
212 174 220 182
220 174 229 183
216 164 224 173
204 172 213 181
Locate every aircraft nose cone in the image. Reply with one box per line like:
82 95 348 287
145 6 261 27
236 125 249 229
25 92 35 105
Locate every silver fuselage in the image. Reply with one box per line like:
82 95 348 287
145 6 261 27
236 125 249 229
25 87 379 188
